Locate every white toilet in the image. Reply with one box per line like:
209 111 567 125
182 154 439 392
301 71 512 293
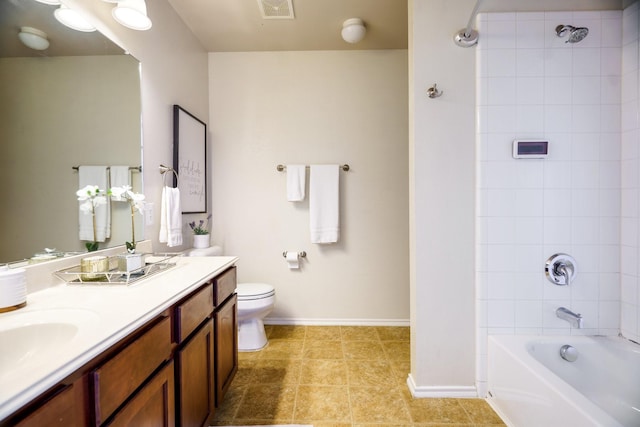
236 283 275 351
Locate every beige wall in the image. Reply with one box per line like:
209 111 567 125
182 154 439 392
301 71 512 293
209 50 409 322
409 0 477 395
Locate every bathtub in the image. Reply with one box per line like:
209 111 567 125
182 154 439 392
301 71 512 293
487 335 640 427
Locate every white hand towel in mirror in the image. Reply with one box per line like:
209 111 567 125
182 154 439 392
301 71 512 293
287 164 306 202
110 166 131 202
78 166 111 242
310 165 339 244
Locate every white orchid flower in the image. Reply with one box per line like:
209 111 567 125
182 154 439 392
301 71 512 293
110 185 145 213
130 193 145 213
77 185 107 214
110 185 131 200
76 184 101 201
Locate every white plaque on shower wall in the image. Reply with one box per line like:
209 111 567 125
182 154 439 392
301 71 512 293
173 105 207 213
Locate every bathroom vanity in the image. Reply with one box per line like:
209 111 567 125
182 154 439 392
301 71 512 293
0 255 238 427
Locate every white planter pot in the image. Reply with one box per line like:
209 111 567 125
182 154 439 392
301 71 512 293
193 234 210 249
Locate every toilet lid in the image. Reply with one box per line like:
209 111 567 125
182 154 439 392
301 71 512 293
236 283 275 300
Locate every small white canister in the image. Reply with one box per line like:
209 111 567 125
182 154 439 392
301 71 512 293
0 265 27 313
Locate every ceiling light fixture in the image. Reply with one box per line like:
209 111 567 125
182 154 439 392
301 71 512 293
54 4 96 32
341 18 366 44
111 0 152 31
18 27 50 50
33 0 61 5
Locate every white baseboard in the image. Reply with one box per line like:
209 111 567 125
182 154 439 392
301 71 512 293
264 318 410 327
406 374 478 398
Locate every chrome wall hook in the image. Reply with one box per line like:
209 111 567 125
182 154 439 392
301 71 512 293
427 84 443 99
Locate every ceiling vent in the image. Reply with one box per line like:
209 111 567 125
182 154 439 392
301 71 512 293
257 0 294 19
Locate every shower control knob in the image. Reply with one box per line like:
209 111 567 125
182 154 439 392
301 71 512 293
545 253 577 286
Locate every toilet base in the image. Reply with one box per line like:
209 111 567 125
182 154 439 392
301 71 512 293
238 318 268 351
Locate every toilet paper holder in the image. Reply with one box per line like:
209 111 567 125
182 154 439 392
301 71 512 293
282 251 306 258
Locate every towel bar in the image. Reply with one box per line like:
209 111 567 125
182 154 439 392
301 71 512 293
277 164 349 172
72 166 142 172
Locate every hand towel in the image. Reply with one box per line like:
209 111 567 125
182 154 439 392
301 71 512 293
287 164 306 201
309 165 340 244
78 166 111 242
110 166 131 201
159 186 183 247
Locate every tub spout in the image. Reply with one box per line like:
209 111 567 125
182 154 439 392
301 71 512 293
556 307 583 328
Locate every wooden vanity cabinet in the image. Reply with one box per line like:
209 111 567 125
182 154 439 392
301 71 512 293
175 284 215 427
2 265 238 427
92 315 173 426
212 267 238 406
13 376 89 427
214 293 237 406
174 265 238 425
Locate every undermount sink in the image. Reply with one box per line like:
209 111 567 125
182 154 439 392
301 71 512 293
0 308 101 379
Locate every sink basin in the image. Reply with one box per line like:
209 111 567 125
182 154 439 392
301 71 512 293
0 308 101 380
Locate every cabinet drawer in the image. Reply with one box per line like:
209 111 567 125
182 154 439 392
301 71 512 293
92 316 172 425
214 267 236 306
176 284 214 343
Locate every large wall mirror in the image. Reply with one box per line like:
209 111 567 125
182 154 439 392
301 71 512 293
0 0 143 264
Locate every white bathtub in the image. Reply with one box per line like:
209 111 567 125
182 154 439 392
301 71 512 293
487 335 640 427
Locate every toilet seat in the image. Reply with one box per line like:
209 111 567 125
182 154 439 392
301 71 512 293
237 283 275 301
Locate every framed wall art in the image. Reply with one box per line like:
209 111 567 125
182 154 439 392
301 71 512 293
173 104 207 213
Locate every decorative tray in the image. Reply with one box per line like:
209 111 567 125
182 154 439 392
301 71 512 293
54 253 179 285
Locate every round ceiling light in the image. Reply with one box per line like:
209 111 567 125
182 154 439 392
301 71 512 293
341 18 366 44
18 27 50 51
112 0 152 31
33 0 61 5
54 4 96 32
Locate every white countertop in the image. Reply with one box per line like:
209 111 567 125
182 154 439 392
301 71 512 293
0 255 238 422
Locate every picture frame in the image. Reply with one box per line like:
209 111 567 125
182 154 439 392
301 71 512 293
173 105 207 213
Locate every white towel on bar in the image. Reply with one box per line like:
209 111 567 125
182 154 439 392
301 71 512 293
110 166 131 201
287 164 306 202
78 166 111 242
159 186 183 247
309 164 340 244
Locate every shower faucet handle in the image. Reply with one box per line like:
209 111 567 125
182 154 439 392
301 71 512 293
545 253 577 286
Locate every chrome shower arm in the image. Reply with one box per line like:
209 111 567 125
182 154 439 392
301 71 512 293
454 0 484 47
463 0 483 38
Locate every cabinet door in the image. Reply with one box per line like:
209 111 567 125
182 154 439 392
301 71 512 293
215 294 237 406
177 318 215 427
107 361 175 427
15 377 88 427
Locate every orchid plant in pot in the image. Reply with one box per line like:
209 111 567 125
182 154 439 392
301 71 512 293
189 214 211 249
110 185 145 254
76 185 108 252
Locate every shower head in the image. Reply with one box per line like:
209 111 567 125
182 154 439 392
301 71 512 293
555 25 589 43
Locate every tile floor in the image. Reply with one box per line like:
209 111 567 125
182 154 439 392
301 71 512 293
210 325 505 427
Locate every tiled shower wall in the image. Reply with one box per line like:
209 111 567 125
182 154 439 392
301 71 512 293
476 10 623 394
621 3 640 343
